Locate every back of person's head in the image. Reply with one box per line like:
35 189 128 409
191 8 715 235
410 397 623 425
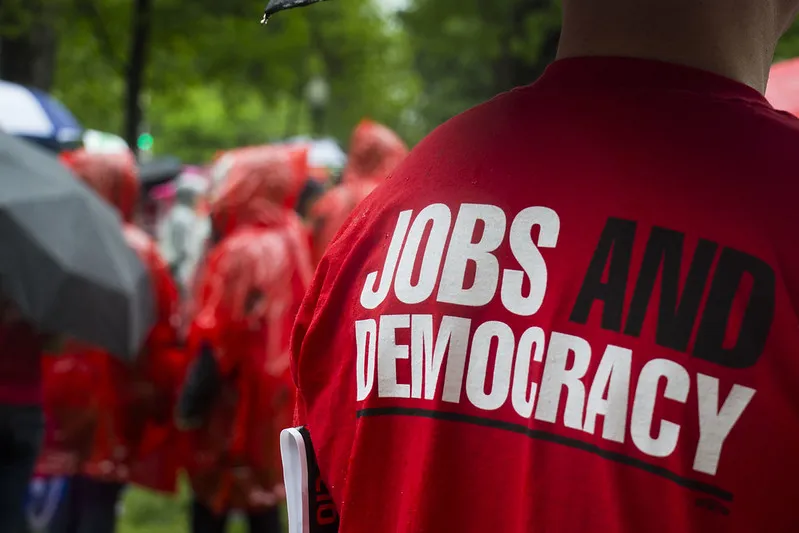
564 0 799 22
209 146 307 239
60 149 140 223
561 0 799 38
559 0 799 92
343 119 409 184
295 179 326 220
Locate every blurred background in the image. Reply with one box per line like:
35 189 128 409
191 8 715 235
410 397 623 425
2 0 799 161
3 1 799 531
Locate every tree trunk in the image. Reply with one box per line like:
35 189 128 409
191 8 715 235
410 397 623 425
0 32 35 85
124 0 153 155
0 0 58 91
491 0 558 94
30 16 58 91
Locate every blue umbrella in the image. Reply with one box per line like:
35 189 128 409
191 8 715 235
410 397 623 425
0 80 83 152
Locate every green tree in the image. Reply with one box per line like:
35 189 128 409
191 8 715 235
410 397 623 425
776 21 799 63
402 2 799 131
400 0 561 131
0 0 65 90
48 0 421 162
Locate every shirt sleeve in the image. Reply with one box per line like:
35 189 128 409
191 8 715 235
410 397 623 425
290 257 330 427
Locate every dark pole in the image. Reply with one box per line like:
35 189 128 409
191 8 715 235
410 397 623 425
0 0 58 91
310 104 324 136
124 0 153 155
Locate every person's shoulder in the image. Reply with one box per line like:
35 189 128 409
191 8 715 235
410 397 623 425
124 223 178 271
750 106 799 145
123 223 154 245
313 183 356 214
219 225 283 251
207 229 292 283
123 223 160 260
729 103 799 179
408 88 523 155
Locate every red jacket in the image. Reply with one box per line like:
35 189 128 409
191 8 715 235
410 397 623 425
185 222 312 512
40 151 186 491
185 144 313 513
38 225 185 492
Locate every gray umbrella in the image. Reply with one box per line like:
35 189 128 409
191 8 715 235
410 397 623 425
0 131 154 360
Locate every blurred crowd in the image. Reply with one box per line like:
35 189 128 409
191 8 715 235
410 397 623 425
11 118 409 533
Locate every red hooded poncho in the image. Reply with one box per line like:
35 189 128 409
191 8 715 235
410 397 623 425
309 119 408 265
185 145 313 513
210 144 310 212
38 150 186 493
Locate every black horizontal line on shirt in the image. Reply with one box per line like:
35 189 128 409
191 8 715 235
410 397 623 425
356 406 733 503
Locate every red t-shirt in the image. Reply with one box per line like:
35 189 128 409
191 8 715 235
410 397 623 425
291 58 799 533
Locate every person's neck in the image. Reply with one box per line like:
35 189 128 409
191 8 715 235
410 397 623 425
556 4 778 94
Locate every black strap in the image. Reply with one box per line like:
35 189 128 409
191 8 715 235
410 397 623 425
176 341 222 426
298 426 340 532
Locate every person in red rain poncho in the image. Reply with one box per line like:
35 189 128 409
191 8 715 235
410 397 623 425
200 143 314 278
178 145 313 533
308 119 408 265
38 150 185 533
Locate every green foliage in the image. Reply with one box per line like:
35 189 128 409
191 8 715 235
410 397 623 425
118 483 279 533
49 0 421 162
118 486 188 533
776 21 799 63
400 0 561 131
400 3 799 130
0 0 39 37
27 0 799 164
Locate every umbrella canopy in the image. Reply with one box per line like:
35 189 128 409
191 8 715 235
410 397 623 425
285 136 347 170
766 58 799 117
261 0 328 22
138 156 183 189
149 167 209 206
0 81 83 152
0 131 154 359
83 129 130 154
